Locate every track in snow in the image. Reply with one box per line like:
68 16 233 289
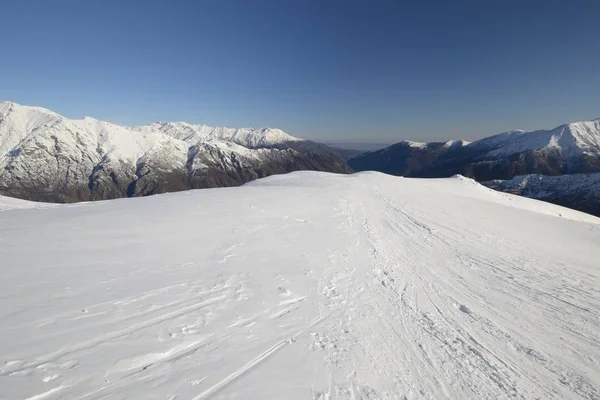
0 171 599 399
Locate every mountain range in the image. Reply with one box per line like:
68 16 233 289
2 101 599 217
0 101 351 202
349 119 600 216
349 120 600 179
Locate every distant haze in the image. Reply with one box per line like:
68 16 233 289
326 142 393 152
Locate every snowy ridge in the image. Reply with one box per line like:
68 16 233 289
0 172 598 399
392 140 471 150
370 117 600 160
0 193 55 211
0 101 350 202
444 139 470 148
136 122 302 149
467 120 600 159
0 100 302 162
401 140 427 148
348 117 600 203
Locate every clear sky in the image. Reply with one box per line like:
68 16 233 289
2 0 599 143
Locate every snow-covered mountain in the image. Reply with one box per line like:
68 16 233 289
0 101 351 202
349 119 600 180
348 119 600 216
484 172 600 217
469 120 600 160
1 171 599 399
134 121 302 149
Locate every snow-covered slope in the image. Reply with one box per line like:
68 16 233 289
0 194 55 211
135 122 302 149
0 101 350 202
468 120 600 159
1 172 599 399
349 118 600 194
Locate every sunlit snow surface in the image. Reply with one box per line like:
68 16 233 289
0 172 599 399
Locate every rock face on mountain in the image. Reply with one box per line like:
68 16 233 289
0 101 352 203
483 173 600 218
348 120 600 180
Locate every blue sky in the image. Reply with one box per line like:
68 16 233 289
2 1 599 143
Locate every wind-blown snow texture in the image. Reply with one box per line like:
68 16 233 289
0 101 351 203
1 172 599 399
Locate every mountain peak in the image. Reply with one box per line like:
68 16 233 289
349 117 600 186
397 140 426 148
0 100 60 117
1 101 303 149
0 100 351 204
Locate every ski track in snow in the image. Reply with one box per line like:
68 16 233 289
0 171 599 399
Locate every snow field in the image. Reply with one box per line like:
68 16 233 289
0 171 599 399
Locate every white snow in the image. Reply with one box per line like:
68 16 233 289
444 139 471 148
0 101 310 194
1 171 599 399
467 120 600 159
0 100 303 169
401 140 427 148
0 101 65 158
0 194 55 211
135 122 302 149
0 102 302 152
